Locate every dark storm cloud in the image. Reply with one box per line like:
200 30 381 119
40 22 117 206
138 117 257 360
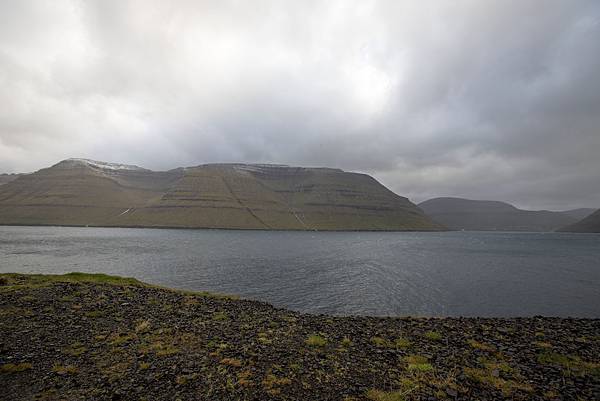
0 0 599 210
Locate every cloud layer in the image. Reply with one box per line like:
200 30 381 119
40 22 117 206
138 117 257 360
1 0 599 210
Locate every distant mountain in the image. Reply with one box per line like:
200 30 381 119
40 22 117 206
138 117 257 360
0 158 444 231
0 173 23 186
559 208 596 221
558 209 600 233
418 197 577 232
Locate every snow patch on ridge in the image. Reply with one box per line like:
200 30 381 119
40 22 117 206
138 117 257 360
66 158 146 171
233 164 290 173
230 163 343 173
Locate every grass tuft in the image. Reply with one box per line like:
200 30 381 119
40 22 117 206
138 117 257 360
306 334 328 347
1 363 32 374
467 339 495 352
238 370 254 386
220 358 242 367
341 337 353 347
257 332 272 345
212 312 228 321
464 367 533 395
405 355 434 372
109 333 135 346
366 389 406 401
135 320 151 333
62 342 87 356
51 364 78 375
84 310 105 318
371 336 390 348
395 337 412 348
408 363 434 372
537 352 600 377
262 374 292 395
424 331 442 341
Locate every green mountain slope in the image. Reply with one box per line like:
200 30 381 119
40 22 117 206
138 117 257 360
558 209 600 233
418 197 577 232
0 159 444 231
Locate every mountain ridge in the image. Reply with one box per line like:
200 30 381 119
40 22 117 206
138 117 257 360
418 197 580 232
558 209 600 233
0 159 444 231
560 208 596 221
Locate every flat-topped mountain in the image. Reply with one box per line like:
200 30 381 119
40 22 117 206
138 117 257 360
418 197 577 232
558 209 600 233
0 158 444 231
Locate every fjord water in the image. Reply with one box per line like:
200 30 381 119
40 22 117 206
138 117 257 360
1 226 599 317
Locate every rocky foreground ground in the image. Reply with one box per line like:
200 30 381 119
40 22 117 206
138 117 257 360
0 273 598 401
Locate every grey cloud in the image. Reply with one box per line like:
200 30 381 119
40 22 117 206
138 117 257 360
0 0 599 210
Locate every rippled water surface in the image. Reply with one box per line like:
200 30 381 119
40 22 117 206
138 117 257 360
1 226 599 317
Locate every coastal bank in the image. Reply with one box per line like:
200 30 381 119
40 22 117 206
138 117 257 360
1 273 598 400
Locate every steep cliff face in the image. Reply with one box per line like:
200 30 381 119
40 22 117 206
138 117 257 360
418 197 576 232
558 209 600 233
0 159 444 231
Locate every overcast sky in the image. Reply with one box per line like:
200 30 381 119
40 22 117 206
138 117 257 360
1 1 599 210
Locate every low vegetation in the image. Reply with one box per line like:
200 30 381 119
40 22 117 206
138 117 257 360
1 273 598 400
467 339 495 352
404 355 433 372
305 334 328 347
0 272 143 292
537 351 600 377
424 331 442 341
365 389 406 401
51 364 78 375
1 363 32 374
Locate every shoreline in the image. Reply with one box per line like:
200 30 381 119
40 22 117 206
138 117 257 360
4 223 600 234
1 273 598 400
0 223 449 233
